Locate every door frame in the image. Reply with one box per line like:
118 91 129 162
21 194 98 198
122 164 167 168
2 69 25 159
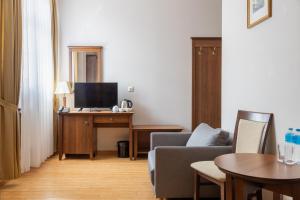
191 37 222 130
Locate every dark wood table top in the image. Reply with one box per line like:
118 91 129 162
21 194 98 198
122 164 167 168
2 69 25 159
132 125 184 131
215 153 300 183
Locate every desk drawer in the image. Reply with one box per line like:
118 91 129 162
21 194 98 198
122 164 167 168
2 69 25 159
94 115 129 124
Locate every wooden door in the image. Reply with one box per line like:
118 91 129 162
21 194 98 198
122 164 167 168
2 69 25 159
192 38 221 130
63 115 93 154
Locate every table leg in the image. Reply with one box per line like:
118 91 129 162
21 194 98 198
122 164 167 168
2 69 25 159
236 178 250 200
194 171 200 200
134 130 138 160
225 174 233 200
292 184 300 200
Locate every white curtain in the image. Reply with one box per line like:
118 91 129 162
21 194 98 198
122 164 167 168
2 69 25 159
21 0 54 172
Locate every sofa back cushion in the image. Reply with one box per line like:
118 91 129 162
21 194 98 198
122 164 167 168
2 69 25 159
186 123 229 147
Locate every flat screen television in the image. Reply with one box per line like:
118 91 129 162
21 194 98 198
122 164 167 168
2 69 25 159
74 82 118 108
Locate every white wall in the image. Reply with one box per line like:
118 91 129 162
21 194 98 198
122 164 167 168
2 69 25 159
222 1 300 199
58 0 222 150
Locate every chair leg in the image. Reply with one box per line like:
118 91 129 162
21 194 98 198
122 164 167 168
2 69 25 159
194 171 200 200
247 189 263 200
220 183 225 200
273 192 282 200
256 189 262 200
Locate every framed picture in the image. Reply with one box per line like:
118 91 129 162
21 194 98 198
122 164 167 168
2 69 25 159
247 0 272 28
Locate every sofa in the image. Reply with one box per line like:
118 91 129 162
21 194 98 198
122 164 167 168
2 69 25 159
148 129 233 199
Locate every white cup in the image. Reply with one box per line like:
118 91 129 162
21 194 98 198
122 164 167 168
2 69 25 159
112 105 119 113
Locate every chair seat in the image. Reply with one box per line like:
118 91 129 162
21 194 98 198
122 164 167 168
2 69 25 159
191 161 226 182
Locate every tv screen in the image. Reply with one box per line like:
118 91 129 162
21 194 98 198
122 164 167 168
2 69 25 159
74 83 118 108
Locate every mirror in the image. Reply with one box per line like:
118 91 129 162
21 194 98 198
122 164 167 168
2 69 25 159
69 46 102 89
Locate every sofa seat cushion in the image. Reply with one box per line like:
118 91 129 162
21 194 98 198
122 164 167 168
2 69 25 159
148 150 155 185
191 161 225 182
186 123 229 147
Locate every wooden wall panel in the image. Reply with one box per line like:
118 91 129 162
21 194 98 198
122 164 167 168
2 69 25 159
192 38 221 130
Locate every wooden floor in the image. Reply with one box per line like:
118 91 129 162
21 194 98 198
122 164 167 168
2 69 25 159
0 152 156 200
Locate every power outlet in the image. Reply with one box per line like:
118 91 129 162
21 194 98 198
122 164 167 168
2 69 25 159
128 86 135 92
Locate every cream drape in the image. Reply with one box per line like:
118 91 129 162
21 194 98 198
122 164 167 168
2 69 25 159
51 0 59 152
20 0 54 172
0 0 22 179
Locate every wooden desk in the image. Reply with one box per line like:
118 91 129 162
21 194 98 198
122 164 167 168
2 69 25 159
133 125 183 159
58 111 134 160
214 153 300 200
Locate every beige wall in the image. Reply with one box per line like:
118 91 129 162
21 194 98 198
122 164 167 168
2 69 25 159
58 0 222 150
222 0 300 199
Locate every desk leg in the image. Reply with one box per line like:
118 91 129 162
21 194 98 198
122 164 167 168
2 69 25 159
58 114 63 160
59 153 63 160
225 174 233 200
134 130 138 160
129 129 133 160
129 115 133 160
89 152 94 160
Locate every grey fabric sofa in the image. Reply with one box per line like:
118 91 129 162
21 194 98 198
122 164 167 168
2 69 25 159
148 132 233 199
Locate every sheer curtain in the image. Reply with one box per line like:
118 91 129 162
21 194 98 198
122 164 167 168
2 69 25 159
21 0 54 172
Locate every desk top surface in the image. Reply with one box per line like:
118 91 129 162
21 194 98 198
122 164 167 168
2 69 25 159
215 153 300 182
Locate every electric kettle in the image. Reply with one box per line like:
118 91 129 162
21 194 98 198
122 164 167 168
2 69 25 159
121 99 133 109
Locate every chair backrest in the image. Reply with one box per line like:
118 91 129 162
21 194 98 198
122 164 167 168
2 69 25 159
232 110 273 154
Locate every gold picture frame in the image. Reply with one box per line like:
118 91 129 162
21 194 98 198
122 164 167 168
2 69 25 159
247 0 272 28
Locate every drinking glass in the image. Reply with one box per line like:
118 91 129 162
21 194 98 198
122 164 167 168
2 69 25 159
277 142 285 163
284 142 296 165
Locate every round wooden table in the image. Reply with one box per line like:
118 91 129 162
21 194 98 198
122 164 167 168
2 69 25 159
214 153 300 200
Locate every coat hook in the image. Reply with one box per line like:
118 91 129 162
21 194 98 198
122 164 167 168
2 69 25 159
198 47 202 56
212 47 216 56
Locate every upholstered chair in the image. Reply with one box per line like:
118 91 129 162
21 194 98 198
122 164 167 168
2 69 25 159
191 110 273 200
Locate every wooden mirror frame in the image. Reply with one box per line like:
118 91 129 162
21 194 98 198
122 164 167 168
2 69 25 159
68 46 103 89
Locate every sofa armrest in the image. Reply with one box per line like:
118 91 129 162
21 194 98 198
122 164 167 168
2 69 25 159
150 132 192 150
154 146 233 197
